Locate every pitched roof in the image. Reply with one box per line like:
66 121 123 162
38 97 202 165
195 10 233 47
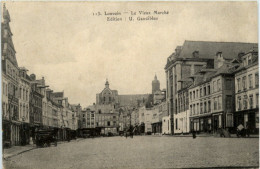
118 94 149 107
52 92 64 98
178 40 258 60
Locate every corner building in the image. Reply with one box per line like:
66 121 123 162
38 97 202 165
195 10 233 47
165 40 258 134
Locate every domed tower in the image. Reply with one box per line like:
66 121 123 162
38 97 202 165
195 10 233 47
152 74 160 94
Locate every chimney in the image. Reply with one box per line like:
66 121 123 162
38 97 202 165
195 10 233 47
175 46 182 57
214 51 224 69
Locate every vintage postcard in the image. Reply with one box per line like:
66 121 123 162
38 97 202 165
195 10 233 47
1 1 259 169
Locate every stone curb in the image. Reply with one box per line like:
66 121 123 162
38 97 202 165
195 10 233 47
3 139 83 160
3 147 36 160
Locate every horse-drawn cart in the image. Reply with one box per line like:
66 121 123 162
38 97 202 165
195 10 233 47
35 129 58 148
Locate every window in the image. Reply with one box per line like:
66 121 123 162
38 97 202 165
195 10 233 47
248 74 253 88
243 95 248 110
255 73 259 87
190 92 192 100
196 89 199 98
193 91 195 99
200 88 203 97
237 78 241 92
256 94 259 108
193 104 196 115
204 102 207 113
214 98 218 110
248 55 252 64
190 105 192 115
226 95 232 110
196 103 199 114
218 96 222 110
204 87 207 96
26 90 28 101
249 95 253 109
217 79 221 91
226 114 233 127
2 103 5 117
98 109 101 114
213 81 216 92
107 121 110 126
242 76 247 90
208 100 211 112
200 103 203 114
226 79 232 90
208 85 211 95
243 58 247 66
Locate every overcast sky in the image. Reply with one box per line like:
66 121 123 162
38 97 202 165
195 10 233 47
5 1 257 107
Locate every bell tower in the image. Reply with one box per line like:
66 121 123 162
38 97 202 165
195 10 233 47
152 74 160 94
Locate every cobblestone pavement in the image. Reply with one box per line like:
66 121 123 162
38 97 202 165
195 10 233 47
3 136 259 169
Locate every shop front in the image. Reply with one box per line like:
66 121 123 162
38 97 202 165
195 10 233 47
151 122 162 134
234 109 259 134
212 113 224 133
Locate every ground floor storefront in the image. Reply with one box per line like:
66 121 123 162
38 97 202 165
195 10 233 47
162 116 171 134
151 122 162 134
234 109 259 134
101 127 118 135
3 120 31 148
190 115 212 133
174 111 190 134
190 112 239 134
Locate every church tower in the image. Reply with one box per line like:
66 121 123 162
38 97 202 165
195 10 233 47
152 74 160 94
105 78 109 88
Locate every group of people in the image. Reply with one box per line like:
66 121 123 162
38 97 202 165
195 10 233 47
125 125 135 138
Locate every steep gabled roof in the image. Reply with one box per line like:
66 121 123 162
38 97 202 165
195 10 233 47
178 40 258 60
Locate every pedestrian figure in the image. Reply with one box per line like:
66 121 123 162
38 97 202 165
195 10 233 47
192 130 196 139
246 123 250 137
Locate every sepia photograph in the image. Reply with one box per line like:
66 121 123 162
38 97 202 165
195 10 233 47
1 1 259 169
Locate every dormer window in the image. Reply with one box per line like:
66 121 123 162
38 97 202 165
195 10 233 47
216 52 222 58
192 51 199 58
248 55 252 65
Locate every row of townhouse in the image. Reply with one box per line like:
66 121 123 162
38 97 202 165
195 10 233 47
165 40 258 135
2 4 79 148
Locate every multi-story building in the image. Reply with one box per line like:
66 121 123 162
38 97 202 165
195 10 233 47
161 101 170 134
86 105 95 128
151 91 166 134
18 67 31 145
165 40 258 134
234 50 259 133
189 55 241 133
2 4 21 146
71 104 82 129
52 92 70 140
29 74 44 134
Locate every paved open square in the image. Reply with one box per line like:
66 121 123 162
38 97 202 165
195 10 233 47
3 136 259 169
